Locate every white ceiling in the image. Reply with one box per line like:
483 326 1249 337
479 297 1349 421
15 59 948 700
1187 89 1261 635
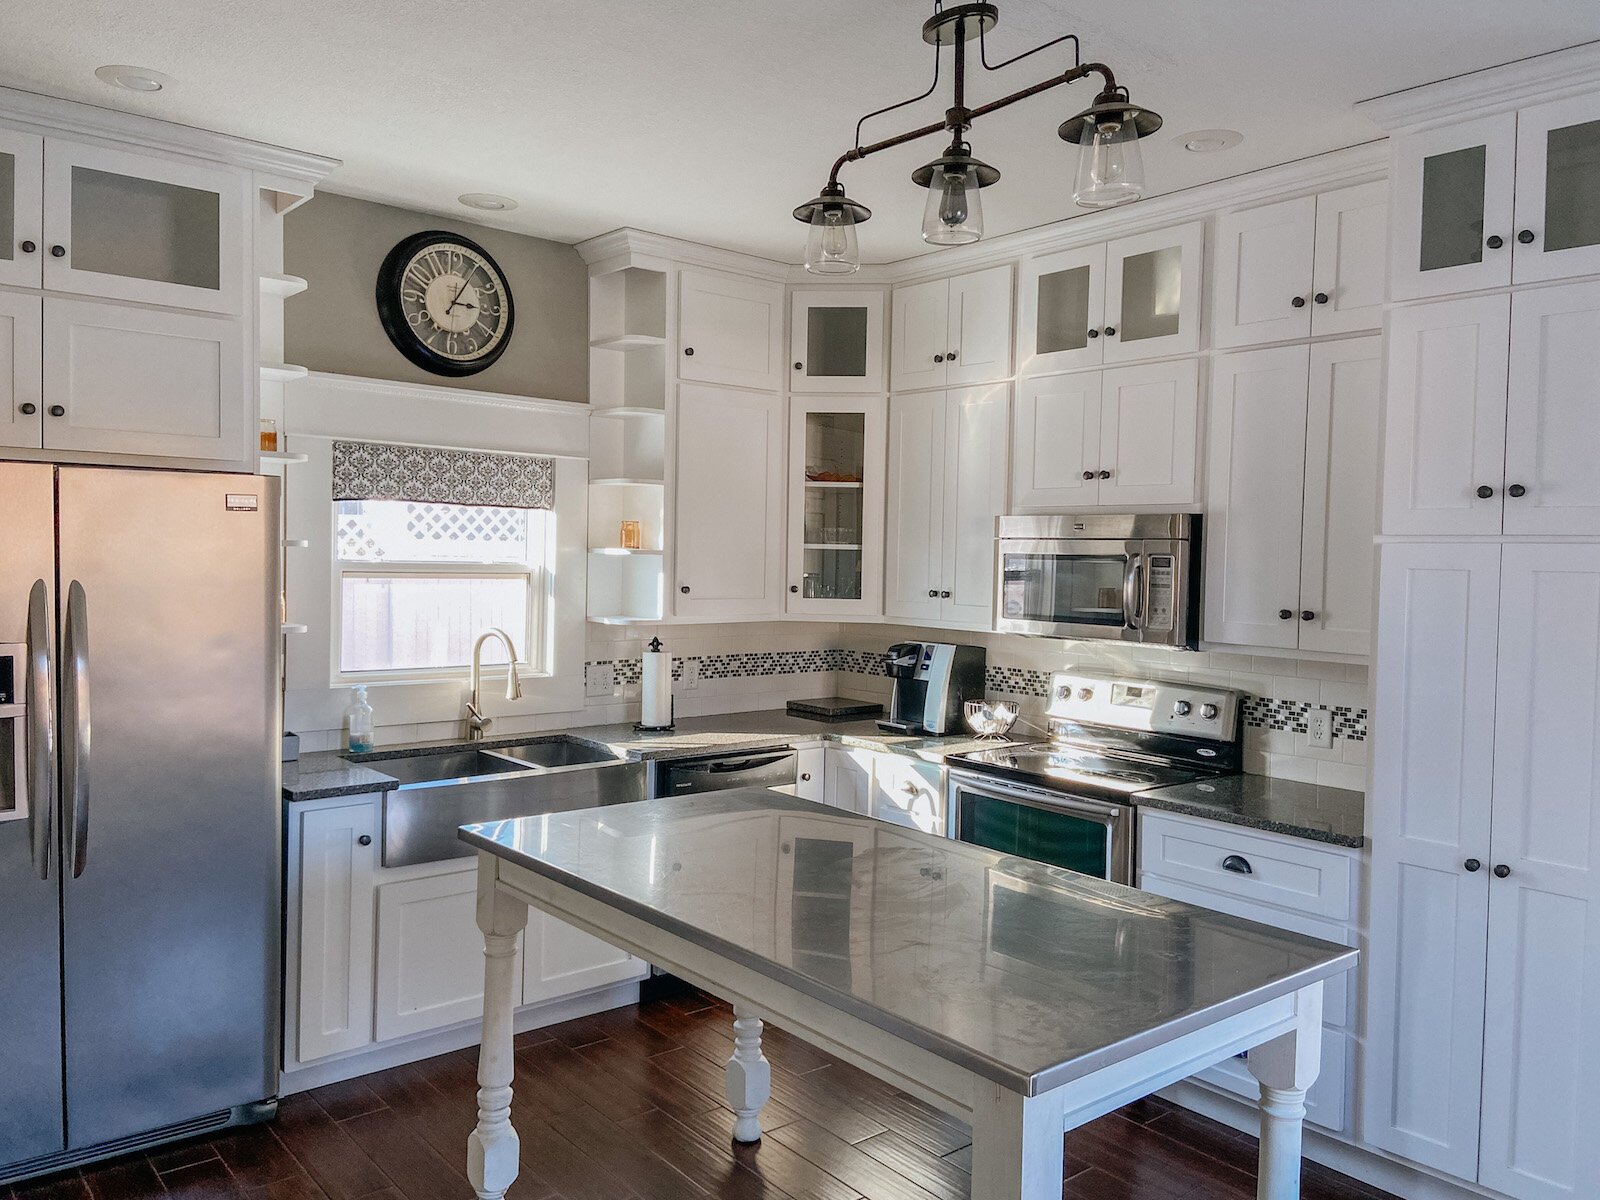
5 2 1599 264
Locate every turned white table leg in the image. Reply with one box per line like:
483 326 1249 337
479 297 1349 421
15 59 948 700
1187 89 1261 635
467 864 530 1200
724 1003 772 1143
1248 982 1324 1200
970 1080 1065 1200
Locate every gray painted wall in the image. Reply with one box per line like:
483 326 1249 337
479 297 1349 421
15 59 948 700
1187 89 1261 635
284 192 588 403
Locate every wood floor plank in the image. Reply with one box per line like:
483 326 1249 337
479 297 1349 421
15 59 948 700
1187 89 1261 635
572 1035 731 1123
644 1045 807 1132
853 1131 969 1200
766 1121 943 1200
338 1108 473 1200
802 1062 971 1156
660 1108 863 1200
209 1126 303 1190
11 1175 89 1200
506 1107 639 1200
158 1160 243 1200
237 1172 331 1200
79 1160 164 1200
306 1078 386 1124
268 1094 394 1200
617 1108 806 1200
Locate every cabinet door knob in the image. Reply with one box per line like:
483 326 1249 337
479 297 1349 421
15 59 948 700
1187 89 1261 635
933 353 945 363
940 590 951 598
793 362 803 371
789 585 799 593
1098 469 1111 480
17 402 36 415
1486 235 1505 250
1517 229 1536 245
357 835 372 847
679 585 690 594
946 349 958 361
47 405 64 417
800 772 812 782
683 346 694 356
928 589 938 598
1087 328 1100 339
49 245 65 258
1493 863 1512 878
18 240 34 254
1476 485 1495 499
1082 470 1096 481
1279 609 1293 620
1507 483 1527 498
1291 295 1307 308
1221 854 1253 875
1103 326 1116 337
1314 292 1329 305
1301 610 1316 621
1465 858 1482 873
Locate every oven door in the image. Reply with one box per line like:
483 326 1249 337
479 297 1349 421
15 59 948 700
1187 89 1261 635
949 769 1134 884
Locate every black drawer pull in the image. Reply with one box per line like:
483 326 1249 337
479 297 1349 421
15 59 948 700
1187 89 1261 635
357 835 372 847
1221 854 1253 875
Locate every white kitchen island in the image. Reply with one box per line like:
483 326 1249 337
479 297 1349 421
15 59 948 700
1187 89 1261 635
460 791 1355 1200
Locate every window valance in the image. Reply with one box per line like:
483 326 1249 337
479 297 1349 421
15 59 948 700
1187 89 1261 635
331 440 554 510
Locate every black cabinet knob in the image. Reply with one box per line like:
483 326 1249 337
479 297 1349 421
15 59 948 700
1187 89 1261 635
47 405 64 417
1493 864 1512 878
1221 854 1253 875
683 346 694 356
928 589 938 598
1301 610 1315 621
1476 485 1495 499
18 240 33 254
793 362 802 371
947 349 958 360
1291 296 1307 308
1465 858 1482 873
1486 235 1504 249
933 353 945 363
357 835 372 846
1098 469 1111 480
679 585 690 594
17 402 36 415
1279 609 1293 620
1508 483 1527 498
49 245 65 258
1314 292 1329 305
1518 229 1535 244
940 590 951 599
1087 328 1100 339
1082 470 1096 480
789 585 799 593
800 772 812 782
1104 326 1116 337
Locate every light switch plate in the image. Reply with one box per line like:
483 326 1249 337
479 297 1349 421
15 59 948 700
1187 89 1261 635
1307 707 1333 750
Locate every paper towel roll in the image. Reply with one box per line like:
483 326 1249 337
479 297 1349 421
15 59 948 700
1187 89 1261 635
640 646 673 729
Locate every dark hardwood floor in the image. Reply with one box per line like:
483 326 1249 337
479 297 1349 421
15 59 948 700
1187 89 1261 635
10 986 1398 1200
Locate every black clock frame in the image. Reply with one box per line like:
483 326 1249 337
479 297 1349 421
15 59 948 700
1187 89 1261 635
375 230 516 377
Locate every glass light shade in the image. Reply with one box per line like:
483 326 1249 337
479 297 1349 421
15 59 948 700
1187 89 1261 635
922 164 983 245
805 206 860 275
1073 116 1147 208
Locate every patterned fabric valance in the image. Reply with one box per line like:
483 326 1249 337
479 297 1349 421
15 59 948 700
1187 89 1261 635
332 440 554 510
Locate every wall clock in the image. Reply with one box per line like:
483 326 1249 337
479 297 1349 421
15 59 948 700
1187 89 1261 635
375 231 515 376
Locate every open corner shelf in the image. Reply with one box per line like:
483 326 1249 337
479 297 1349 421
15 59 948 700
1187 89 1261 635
260 273 310 298
591 476 665 487
589 547 663 558
283 538 311 549
261 362 310 383
591 406 666 420
590 333 667 352
261 450 309 465
281 623 309 635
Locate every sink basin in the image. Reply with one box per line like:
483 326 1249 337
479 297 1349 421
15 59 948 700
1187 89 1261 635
485 740 620 769
358 749 537 788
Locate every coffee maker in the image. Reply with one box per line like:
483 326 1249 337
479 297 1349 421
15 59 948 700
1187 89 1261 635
877 641 987 735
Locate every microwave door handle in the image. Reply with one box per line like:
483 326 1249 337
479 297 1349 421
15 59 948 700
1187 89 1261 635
25 579 54 881
1123 554 1144 630
62 581 90 879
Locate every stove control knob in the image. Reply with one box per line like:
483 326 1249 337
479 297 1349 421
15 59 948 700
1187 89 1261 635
1173 700 1193 717
1077 687 1093 701
1200 703 1220 720
1056 685 1072 699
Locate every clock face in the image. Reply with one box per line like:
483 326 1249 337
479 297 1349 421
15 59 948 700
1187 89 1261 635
376 232 515 376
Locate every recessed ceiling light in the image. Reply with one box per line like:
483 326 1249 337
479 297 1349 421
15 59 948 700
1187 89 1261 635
94 64 171 93
1176 128 1243 153
458 193 517 212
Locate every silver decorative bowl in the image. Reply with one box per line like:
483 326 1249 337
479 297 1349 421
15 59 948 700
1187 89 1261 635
964 699 1020 740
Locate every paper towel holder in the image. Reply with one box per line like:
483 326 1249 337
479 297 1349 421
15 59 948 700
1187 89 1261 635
634 636 676 733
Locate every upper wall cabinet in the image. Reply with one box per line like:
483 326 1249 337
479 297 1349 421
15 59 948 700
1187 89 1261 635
0 293 42 451
43 138 246 316
1390 94 1600 299
1211 182 1387 348
678 267 785 391
0 128 43 290
789 288 885 392
890 264 1013 392
785 394 887 617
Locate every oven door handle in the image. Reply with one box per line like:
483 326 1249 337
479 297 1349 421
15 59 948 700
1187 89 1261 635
1123 553 1144 630
949 771 1126 823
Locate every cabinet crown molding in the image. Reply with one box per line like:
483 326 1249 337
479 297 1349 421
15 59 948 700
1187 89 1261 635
0 84 339 183
576 227 791 282
1356 40 1600 132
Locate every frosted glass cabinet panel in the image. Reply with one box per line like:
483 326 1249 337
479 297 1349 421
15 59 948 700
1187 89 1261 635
1101 222 1203 363
1018 244 1107 374
1513 93 1600 283
0 128 42 290
43 139 245 314
789 288 884 392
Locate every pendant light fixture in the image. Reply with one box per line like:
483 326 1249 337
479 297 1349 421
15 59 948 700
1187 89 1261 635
793 2 1163 271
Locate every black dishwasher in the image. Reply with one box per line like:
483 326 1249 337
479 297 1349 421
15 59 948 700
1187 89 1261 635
652 748 798 797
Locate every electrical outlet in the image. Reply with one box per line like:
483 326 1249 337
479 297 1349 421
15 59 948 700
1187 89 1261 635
585 662 616 698
1307 707 1333 750
680 657 699 691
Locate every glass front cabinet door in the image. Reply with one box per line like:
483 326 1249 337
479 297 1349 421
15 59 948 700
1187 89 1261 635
0 128 43 290
1101 221 1204 364
790 288 884 392
1018 243 1107 374
42 139 247 315
1513 93 1600 284
787 396 886 616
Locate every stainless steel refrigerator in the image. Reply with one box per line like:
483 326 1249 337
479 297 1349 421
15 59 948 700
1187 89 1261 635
0 463 281 1182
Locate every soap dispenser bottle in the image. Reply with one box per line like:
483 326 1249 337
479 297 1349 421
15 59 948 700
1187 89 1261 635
344 685 375 753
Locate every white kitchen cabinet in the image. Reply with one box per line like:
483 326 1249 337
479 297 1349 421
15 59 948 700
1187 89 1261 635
790 288 884 392
1511 92 1600 285
889 264 1013 391
1206 339 1379 653
1211 183 1386 348
823 745 873 814
1010 369 1101 510
870 756 945 835
673 383 785 619
375 868 514 1042
0 292 42 450
42 298 248 466
785 394 886 617
43 138 246 315
293 799 378 1065
1100 221 1203 364
1095 359 1200 507
677 267 785 391
1017 243 1107 374
523 910 647 1005
795 745 826 803
884 383 1009 627
0 126 43 290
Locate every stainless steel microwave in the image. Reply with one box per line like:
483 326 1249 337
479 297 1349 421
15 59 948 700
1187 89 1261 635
993 513 1201 648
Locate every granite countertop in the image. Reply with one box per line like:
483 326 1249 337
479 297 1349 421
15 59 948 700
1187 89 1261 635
283 709 1020 802
461 789 1357 1096
1135 774 1367 848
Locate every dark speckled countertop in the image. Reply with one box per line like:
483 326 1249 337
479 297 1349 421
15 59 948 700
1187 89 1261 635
1135 774 1367 848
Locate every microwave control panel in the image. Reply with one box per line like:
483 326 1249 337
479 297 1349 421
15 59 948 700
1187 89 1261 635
1144 554 1175 632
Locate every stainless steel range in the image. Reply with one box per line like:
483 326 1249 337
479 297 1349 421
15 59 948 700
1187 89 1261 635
945 672 1243 883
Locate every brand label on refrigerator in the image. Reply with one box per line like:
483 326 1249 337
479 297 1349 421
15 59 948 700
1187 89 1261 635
225 494 260 512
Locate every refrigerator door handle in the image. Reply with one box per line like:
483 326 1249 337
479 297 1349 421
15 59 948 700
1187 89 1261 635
26 578 55 880
62 580 90 879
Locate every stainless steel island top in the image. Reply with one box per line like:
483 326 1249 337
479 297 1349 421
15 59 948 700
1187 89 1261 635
461 788 1355 1097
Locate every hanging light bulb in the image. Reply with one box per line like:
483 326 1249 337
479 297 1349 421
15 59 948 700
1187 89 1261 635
793 183 871 275
1060 87 1163 209
912 141 999 246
